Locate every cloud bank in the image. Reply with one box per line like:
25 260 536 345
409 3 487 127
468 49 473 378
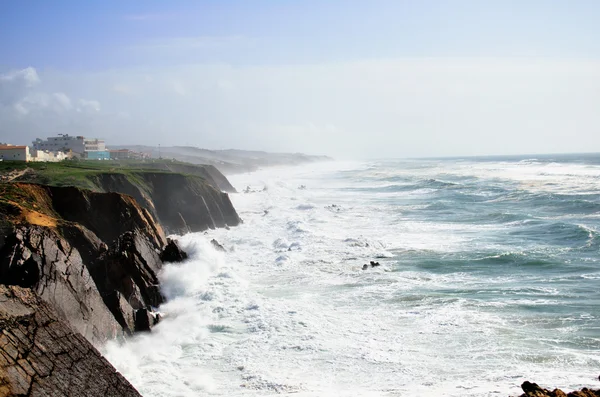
1 58 599 158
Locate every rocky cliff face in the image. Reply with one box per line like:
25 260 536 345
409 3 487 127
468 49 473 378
93 172 241 235
0 285 141 397
139 172 240 234
119 162 237 193
0 168 237 395
0 183 183 346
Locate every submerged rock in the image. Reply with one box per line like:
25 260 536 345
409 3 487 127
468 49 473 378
134 307 160 332
211 239 226 252
0 285 141 396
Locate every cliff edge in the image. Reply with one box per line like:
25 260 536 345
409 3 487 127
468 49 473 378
7 160 242 235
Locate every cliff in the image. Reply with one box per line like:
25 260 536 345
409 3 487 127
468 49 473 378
0 183 178 345
0 285 141 396
92 172 240 235
0 161 240 395
117 162 237 193
7 160 242 235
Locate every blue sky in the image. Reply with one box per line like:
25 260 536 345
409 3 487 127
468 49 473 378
3 0 600 69
1 1 599 157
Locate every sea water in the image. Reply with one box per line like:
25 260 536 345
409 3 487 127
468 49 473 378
104 154 600 396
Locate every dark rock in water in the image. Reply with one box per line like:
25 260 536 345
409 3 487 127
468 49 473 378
370 261 381 267
211 239 226 252
362 264 368 270
0 285 141 396
134 307 159 332
91 230 166 334
518 381 600 397
160 238 188 262
325 204 342 212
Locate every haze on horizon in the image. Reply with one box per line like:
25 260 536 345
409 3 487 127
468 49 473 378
1 0 599 159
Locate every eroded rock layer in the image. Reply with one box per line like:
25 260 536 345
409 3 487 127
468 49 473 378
0 183 183 345
0 285 141 397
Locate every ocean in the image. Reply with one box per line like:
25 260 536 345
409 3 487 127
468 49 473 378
104 154 600 397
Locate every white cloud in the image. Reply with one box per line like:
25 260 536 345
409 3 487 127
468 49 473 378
53 92 72 110
0 67 40 86
0 67 40 106
0 67 102 140
77 99 101 112
0 67 100 115
1 59 599 158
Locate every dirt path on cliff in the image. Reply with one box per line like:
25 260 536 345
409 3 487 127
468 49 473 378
0 167 31 182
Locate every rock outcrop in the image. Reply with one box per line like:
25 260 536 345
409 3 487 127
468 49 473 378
0 165 241 395
519 381 600 397
141 172 240 234
92 172 241 234
0 224 122 345
160 238 188 263
0 285 141 396
116 162 237 193
0 183 172 345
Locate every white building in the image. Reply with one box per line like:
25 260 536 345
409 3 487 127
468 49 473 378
32 135 106 154
32 135 86 154
30 149 69 162
84 138 106 151
0 145 31 162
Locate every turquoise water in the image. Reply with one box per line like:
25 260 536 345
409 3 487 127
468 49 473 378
346 156 600 357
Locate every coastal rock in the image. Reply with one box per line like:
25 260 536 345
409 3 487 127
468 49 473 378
519 381 600 397
0 285 141 396
160 238 188 262
90 230 165 334
0 183 177 343
139 172 241 234
0 225 122 344
47 185 166 250
92 171 241 234
133 307 159 332
210 238 226 252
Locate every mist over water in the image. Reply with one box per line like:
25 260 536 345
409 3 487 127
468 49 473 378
104 155 600 396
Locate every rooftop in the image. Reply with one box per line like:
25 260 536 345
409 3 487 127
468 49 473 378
0 145 27 149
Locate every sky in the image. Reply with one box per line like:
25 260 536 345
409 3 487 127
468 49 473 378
1 0 599 158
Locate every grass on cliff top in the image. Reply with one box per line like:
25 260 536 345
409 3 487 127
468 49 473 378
0 183 57 217
0 159 208 191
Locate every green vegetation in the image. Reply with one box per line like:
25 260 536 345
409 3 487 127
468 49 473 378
0 183 55 216
0 159 208 191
